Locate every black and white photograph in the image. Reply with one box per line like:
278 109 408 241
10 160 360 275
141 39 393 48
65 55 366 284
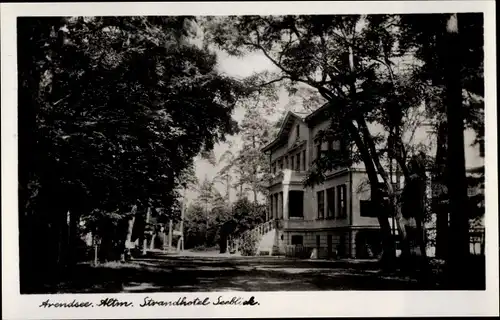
1 1 498 318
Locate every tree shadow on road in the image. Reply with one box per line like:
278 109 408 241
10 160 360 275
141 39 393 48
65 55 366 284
24 253 484 293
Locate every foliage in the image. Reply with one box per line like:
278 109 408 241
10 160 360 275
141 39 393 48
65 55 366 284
398 13 484 147
18 16 247 277
239 232 259 256
233 105 275 202
215 103 278 203
183 196 265 249
231 198 266 234
19 15 244 220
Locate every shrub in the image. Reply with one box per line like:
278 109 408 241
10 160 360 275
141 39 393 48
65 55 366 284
239 232 259 256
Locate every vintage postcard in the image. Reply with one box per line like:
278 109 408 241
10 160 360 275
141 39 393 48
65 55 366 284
1 1 498 319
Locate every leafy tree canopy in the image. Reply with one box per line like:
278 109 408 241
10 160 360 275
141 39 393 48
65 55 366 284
19 16 246 223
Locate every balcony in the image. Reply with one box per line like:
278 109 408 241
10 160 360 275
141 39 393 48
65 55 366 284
266 169 308 187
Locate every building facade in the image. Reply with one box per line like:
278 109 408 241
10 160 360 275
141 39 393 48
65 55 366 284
261 102 484 259
262 108 385 259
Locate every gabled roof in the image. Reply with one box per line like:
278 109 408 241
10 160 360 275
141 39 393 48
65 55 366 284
261 111 309 153
304 102 330 123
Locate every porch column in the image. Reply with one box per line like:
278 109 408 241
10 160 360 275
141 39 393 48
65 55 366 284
274 194 278 220
267 196 270 221
283 186 289 220
270 194 274 220
278 192 283 219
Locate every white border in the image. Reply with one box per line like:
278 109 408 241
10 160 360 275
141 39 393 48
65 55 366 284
1 2 498 319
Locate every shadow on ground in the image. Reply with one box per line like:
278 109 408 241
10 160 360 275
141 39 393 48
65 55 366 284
24 252 485 293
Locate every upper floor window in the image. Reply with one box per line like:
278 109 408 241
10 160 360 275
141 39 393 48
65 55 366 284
360 200 378 218
340 138 349 160
296 153 301 171
296 125 300 139
290 156 295 170
278 160 283 170
337 184 347 218
302 150 306 171
316 143 322 160
284 156 289 169
317 190 325 219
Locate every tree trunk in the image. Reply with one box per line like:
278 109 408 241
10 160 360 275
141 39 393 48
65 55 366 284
443 13 469 286
346 46 397 265
168 220 173 249
434 122 449 259
142 207 151 255
346 121 396 265
122 206 136 261
67 209 81 268
359 117 410 262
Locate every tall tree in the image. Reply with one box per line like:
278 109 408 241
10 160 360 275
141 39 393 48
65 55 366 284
207 15 427 265
235 105 275 203
399 13 484 281
18 16 244 290
442 14 469 282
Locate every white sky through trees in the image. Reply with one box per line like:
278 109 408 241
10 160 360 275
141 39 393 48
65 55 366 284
185 49 291 204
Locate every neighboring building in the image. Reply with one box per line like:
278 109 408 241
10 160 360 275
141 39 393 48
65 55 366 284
260 103 484 259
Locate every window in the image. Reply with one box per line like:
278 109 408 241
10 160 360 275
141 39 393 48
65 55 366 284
296 125 300 139
279 160 283 170
302 150 306 171
337 184 347 218
272 163 276 174
328 140 333 152
340 138 349 160
289 190 304 218
291 235 303 246
290 156 294 171
317 190 325 219
316 143 322 160
296 153 301 171
316 235 321 250
326 187 335 219
360 200 378 217
284 156 288 169
327 235 333 257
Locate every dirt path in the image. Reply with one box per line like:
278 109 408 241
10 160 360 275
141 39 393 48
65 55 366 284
28 251 447 293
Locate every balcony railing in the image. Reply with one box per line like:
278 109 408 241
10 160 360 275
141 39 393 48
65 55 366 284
267 169 308 186
240 219 274 240
230 220 276 254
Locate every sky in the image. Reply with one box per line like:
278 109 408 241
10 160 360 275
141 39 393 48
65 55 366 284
184 49 291 205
